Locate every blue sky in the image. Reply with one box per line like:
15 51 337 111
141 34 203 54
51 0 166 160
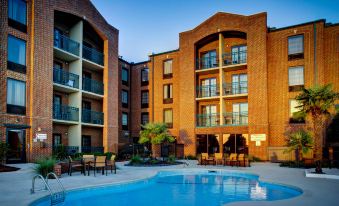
91 0 339 62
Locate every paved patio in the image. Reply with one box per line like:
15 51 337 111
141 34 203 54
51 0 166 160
0 161 338 206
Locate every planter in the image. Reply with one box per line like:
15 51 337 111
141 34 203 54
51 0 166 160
54 164 62 177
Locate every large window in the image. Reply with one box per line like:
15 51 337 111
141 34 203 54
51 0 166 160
141 112 149 125
8 0 27 32
163 84 173 104
288 66 304 91
163 109 173 128
7 35 26 73
232 103 248 125
122 67 129 85
231 45 247 64
122 90 128 108
7 78 26 115
141 68 149 85
199 78 217 97
122 112 128 130
289 99 305 123
288 35 304 60
141 90 149 108
163 60 173 78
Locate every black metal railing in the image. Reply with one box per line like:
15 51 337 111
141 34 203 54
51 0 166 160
196 84 219 98
222 50 247 66
223 81 248 96
196 113 220 127
81 146 104 153
82 109 104 125
53 68 79 89
53 104 79 122
223 112 248 125
54 33 80 56
82 45 104 66
196 56 219 70
82 77 104 95
52 145 80 157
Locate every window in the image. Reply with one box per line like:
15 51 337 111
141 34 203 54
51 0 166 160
163 109 173 128
8 0 27 32
288 66 304 91
163 60 173 78
231 74 248 95
141 90 149 108
289 99 305 123
163 84 173 104
141 112 149 125
200 105 218 127
53 134 62 147
122 68 129 85
231 45 247 64
288 35 304 60
232 103 248 125
7 35 26 73
122 90 128 108
7 78 26 115
200 50 217 69
122 112 128 130
199 78 217 97
81 135 91 153
141 68 149 86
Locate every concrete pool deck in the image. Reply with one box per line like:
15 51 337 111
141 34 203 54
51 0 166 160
0 161 338 206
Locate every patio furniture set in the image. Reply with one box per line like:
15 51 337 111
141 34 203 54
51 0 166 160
199 153 250 167
68 154 116 176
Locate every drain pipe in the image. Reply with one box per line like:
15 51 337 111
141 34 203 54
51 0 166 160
313 23 317 85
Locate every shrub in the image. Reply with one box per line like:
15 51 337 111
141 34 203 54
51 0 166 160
150 159 159 164
185 155 197 160
34 157 56 177
168 155 176 164
0 142 10 166
52 145 67 160
248 155 262 162
130 155 142 164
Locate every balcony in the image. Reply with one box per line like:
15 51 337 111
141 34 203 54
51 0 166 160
82 109 104 125
196 84 220 98
196 56 219 71
222 50 247 67
82 45 104 69
196 113 220 127
82 77 104 96
223 112 248 126
54 34 80 61
223 82 248 96
53 68 79 91
53 104 79 122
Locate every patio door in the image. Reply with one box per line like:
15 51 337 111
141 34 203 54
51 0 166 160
232 103 248 124
232 74 247 94
201 78 217 97
82 135 91 153
202 105 217 126
232 45 247 64
53 95 62 119
6 129 26 163
201 50 217 69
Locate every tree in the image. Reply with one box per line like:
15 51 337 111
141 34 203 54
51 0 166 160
139 122 175 158
295 84 339 161
285 129 313 165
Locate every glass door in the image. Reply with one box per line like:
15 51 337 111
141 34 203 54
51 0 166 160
232 103 248 124
201 78 217 97
202 105 217 126
201 50 217 69
6 129 26 163
53 95 62 119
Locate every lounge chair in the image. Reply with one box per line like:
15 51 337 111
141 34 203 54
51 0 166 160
225 153 238 166
82 155 95 176
201 153 215 165
214 153 224 165
89 156 107 176
106 154 116 174
68 156 83 176
238 154 250 167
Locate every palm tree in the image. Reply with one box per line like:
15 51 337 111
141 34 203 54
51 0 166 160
285 129 313 166
295 84 339 161
139 122 175 158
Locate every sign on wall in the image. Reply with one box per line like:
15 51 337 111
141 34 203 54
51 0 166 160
35 133 47 141
250 134 266 146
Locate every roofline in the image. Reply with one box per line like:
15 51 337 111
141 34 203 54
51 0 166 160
133 60 150 65
148 49 179 57
118 57 132 65
325 22 339 28
268 19 326 32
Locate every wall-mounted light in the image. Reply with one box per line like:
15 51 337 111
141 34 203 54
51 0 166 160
37 127 41 132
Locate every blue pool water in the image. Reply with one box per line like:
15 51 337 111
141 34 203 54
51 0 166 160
31 170 302 206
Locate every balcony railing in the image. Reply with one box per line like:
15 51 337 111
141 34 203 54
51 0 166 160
82 45 104 66
54 34 80 56
196 113 220 127
222 50 247 66
81 146 104 153
52 145 79 156
53 104 79 122
223 112 248 125
196 56 219 70
196 84 219 98
223 81 248 96
82 109 104 125
53 68 79 89
82 77 104 95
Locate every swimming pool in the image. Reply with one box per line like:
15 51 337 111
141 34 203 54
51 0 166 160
31 170 302 206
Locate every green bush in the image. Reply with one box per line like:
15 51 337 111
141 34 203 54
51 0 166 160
248 155 262 162
185 155 197 160
0 142 10 165
150 159 159 164
52 145 67 160
130 155 142 164
34 157 56 176
168 155 176 164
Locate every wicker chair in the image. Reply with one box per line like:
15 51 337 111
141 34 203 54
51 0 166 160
225 153 238 166
214 153 224 165
83 155 95 176
89 156 107 176
237 154 250 167
68 156 83 176
106 154 117 174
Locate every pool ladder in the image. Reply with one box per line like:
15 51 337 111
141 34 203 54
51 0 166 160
31 172 66 205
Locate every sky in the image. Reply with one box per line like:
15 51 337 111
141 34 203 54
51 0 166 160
91 0 339 63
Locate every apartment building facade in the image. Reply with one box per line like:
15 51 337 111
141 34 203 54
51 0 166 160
0 0 119 163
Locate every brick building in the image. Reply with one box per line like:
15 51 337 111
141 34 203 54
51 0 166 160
1 1 338 163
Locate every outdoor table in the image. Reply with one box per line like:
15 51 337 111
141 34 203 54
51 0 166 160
82 157 95 176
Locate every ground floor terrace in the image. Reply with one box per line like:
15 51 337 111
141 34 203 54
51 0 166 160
0 162 338 206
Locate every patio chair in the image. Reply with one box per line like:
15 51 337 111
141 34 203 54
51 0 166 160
214 153 224 165
225 153 238 166
89 156 107 176
82 155 95 176
237 154 250 167
68 156 84 176
201 153 215 165
106 154 116 174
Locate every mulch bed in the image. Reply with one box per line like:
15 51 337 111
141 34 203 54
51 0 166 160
0 165 20 172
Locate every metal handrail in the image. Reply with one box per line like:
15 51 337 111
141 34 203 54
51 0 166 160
46 172 65 204
31 174 51 194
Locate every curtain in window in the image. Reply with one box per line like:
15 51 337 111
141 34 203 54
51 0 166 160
289 66 304 86
164 84 173 99
142 69 149 81
8 35 26 65
7 78 26 106
164 60 172 74
164 110 173 123
8 0 27 25
288 35 303 54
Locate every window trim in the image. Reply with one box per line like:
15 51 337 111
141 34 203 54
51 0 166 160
288 66 305 92
163 84 173 104
6 78 26 115
141 112 149 126
122 67 129 86
288 34 304 60
8 0 27 33
289 99 305 124
163 108 173 128
7 35 27 74
141 68 149 86
163 59 173 79
141 90 149 108
122 112 129 130
121 89 129 108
